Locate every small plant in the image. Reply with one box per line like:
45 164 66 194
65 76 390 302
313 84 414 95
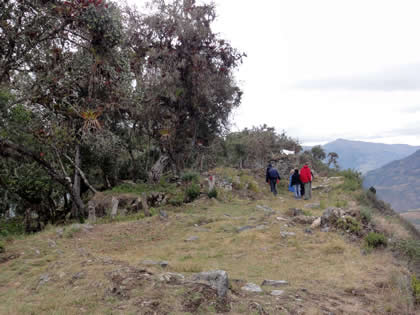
360 208 372 223
336 217 361 234
247 180 259 192
208 188 218 199
365 232 387 248
181 171 199 183
412 276 420 304
185 183 201 202
0 240 5 253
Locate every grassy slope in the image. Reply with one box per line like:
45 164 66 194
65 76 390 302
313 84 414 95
0 171 418 314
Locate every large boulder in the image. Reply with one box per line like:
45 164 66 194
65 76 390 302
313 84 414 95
191 270 229 298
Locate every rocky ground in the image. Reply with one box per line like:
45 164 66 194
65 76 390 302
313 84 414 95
0 172 419 314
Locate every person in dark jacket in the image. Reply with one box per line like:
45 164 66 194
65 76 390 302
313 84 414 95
266 164 281 195
291 169 302 199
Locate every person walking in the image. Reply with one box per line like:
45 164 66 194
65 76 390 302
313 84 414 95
266 164 281 196
291 169 302 199
300 164 312 200
288 169 295 192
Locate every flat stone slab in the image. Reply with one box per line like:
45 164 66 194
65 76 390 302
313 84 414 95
271 290 285 296
140 260 169 267
261 280 289 287
256 225 268 230
276 216 288 221
185 236 199 242
256 205 275 213
237 225 255 233
280 232 296 238
241 283 263 293
304 203 321 209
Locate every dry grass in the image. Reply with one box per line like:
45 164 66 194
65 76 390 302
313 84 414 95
0 173 418 314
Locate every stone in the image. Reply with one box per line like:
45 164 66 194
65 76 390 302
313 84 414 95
241 283 263 293
280 231 296 238
158 272 185 283
237 225 255 233
159 261 169 268
87 200 96 223
111 197 119 218
38 273 50 286
56 228 64 238
256 205 275 213
321 207 344 226
256 225 268 230
311 217 321 229
321 227 330 232
276 216 288 221
48 239 57 248
159 210 168 219
82 224 94 232
292 215 316 224
261 280 289 287
271 290 285 296
304 228 313 234
288 208 303 216
191 270 229 297
304 203 321 209
185 236 199 242
140 260 168 268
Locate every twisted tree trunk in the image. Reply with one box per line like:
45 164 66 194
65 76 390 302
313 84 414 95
148 155 169 183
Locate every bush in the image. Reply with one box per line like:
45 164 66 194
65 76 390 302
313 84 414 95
0 219 25 238
412 276 420 304
365 232 387 248
339 169 363 191
185 183 201 202
360 208 372 223
336 217 361 234
168 194 184 206
395 240 420 262
0 240 5 253
208 188 218 199
181 171 199 183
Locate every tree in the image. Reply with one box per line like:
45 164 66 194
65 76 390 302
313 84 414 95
311 145 326 160
327 152 339 169
126 0 245 180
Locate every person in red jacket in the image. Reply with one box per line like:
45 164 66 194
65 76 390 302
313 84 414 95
300 164 312 200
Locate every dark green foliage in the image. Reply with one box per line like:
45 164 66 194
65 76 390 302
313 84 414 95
168 194 184 207
0 219 25 238
311 145 326 160
0 240 5 253
208 188 218 199
185 184 201 202
336 217 361 234
365 232 387 248
181 172 200 184
395 240 420 262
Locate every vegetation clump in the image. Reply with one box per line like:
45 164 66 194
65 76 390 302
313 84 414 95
0 240 5 253
412 276 420 304
208 188 218 199
336 216 361 234
185 184 201 202
364 232 387 248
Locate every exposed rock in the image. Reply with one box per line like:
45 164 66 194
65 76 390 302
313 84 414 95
159 210 168 219
140 260 169 268
304 203 321 209
111 197 119 218
261 280 289 287
311 217 321 228
237 225 255 233
38 273 50 287
321 207 344 226
185 236 199 242
56 228 64 238
321 227 330 232
256 205 275 213
276 216 288 221
271 290 285 296
280 231 296 238
288 208 303 216
191 270 229 297
304 228 313 234
292 215 316 224
241 283 263 293
158 272 185 284
256 225 268 230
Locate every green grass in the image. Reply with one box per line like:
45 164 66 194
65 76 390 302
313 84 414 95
365 232 387 248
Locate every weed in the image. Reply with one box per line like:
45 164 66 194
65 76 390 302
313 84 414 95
185 183 201 202
360 208 372 223
365 232 387 248
336 217 361 234
208 188 218 199
181 171 199 183
412 276 420 304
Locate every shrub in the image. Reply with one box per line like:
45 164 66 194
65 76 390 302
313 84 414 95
395 240 420 262
339 169 363 191
412 276 420 304
185 183 201 202
208 188 218 199
365 232 387 248
168 194 184 206
360 208 372 223
181 171 199 183
0 219 25 238
0 240 5 253
247 181 259 192
336 217 361 234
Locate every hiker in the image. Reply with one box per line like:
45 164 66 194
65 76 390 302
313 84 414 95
291 169 302 199
266 163 281 196
300 164 312 200
288 169 295 192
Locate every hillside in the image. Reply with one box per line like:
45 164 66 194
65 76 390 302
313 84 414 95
1 169 419 314
401 210 420 231
363 149 420 212
322 139 420 173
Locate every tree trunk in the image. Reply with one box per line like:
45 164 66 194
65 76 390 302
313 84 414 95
71 143 81 218
148 155 169 183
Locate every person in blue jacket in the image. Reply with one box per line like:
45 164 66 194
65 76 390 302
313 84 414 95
266 164 281 195
291 169 302 199
288 169 295 193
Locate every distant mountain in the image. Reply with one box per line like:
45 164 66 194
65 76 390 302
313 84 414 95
363 149 420 212
322 139 420 173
